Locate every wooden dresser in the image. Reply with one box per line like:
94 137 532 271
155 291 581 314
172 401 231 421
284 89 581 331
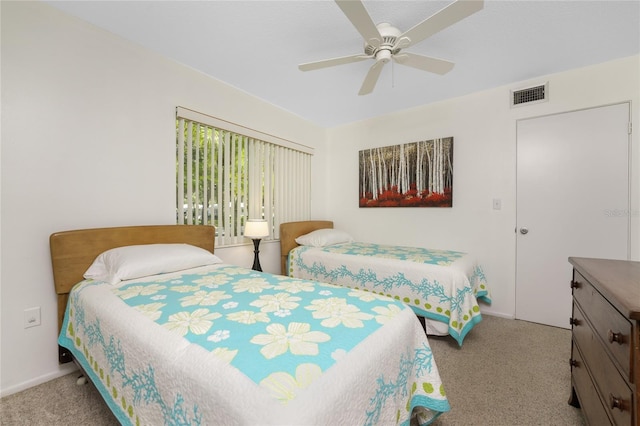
568 257 640 425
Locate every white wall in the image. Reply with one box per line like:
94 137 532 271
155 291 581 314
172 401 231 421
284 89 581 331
0 1 327 396
325 55 640 321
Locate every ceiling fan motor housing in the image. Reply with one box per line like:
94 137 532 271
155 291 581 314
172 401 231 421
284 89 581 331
364 22 402 60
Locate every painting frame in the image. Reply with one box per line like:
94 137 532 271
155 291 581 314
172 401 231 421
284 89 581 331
359 137 453 208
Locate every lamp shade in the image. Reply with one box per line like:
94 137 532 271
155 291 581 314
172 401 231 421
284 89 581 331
244 220 269 239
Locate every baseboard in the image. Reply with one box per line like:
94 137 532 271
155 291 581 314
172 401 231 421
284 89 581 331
0 364 78 398
480 309 515 320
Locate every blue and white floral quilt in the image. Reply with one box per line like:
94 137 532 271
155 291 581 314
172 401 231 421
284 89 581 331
288 243 491 346
58 264 450 425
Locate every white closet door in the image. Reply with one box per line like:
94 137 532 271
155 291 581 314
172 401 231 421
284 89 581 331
516 103 630 328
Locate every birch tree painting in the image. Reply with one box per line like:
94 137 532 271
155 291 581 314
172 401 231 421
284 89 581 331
359 137 453 207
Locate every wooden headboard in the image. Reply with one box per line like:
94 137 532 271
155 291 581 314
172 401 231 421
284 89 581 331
279 220 333 275
50 225 215 334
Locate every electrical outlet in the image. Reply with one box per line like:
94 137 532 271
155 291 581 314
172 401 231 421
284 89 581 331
24 307 41 329
492 198 502 210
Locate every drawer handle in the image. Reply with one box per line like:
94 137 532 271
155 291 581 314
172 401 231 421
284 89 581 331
569 317 580 326
608 329 625 345
570 280 581 289
609 394 627 411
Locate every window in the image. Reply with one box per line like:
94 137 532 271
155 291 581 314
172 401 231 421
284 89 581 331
176 107 313 247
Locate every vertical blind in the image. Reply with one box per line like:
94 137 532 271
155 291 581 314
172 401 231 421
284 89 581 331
176 107 313 247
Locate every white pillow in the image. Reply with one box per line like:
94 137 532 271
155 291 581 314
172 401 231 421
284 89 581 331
295 229 354 247
84 243 223 285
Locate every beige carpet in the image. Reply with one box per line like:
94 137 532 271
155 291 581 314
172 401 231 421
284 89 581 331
429 315 585 425
1 315 585 425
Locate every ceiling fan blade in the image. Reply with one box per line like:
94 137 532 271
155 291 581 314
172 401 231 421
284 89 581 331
393 53 455 75
335 0 381 48
398 0 484 49
299 54 372 71
358 60 386 95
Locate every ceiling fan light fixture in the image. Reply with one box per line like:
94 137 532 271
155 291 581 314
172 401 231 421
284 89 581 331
375 49 392 63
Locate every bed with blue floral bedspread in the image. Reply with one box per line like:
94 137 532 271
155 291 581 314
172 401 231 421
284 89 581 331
58 262 450 425
281 224 491 346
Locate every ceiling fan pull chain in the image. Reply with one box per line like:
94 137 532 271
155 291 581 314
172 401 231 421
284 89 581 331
392 59 395 88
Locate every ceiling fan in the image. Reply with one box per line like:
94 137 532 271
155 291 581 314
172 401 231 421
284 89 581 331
298 0 484 95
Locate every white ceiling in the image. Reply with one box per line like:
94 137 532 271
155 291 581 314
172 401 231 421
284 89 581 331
46 0 640 128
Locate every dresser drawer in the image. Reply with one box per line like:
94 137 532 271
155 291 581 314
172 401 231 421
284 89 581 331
571 341 613 426
573 303 634 425
573 271 633 379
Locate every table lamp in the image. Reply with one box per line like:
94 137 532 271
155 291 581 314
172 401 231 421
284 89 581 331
244 219 269 271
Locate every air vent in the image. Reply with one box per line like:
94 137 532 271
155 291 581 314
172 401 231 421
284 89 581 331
510 82 548 107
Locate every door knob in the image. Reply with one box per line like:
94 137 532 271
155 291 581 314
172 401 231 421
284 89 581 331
519 227 529 235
